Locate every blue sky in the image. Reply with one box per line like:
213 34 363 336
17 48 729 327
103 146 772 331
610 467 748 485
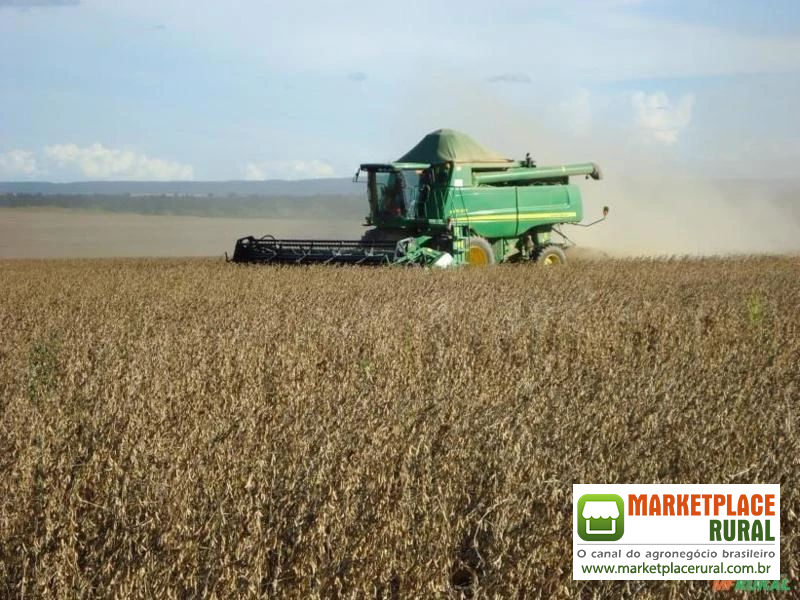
1 0 799 181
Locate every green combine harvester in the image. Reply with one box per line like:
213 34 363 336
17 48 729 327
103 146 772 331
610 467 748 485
231 129 607 266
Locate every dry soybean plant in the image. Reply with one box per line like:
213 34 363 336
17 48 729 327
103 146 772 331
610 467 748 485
0 257 798 598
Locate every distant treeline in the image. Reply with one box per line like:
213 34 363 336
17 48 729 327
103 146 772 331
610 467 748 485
0 178 355 196
0 193 366 220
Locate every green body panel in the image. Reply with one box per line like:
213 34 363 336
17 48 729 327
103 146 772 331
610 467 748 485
514 184 583 233
445 182 584 239
449 185 519 238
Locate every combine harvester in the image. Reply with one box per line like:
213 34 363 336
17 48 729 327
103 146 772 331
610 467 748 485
231 129 607 266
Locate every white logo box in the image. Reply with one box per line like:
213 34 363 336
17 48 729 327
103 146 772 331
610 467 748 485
573 484 780 581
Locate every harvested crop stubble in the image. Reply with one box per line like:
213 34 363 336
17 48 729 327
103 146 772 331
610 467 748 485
0 257 798 598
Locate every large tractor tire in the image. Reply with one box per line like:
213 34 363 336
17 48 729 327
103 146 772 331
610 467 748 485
535 244 567 266
466 236 495 266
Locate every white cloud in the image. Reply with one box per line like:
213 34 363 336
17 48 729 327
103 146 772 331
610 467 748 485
44 143 193 180
243 160 336 180
632 91 694 144
0 149 38 177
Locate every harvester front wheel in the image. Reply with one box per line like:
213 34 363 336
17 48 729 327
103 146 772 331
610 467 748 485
535 245 567 266
466 236 495 266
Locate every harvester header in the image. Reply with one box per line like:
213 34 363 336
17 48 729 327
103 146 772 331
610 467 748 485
232 129 607 266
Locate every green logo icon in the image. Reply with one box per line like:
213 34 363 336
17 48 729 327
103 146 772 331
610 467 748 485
577 494 625 541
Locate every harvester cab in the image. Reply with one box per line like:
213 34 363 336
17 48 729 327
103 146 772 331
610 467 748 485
231 129 606 266
360 163 423 222
359 162 450 227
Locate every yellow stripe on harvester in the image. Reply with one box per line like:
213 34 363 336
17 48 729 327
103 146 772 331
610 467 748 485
454 211 577 222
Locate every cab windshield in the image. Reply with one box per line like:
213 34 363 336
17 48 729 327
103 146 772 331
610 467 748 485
367 168 421 218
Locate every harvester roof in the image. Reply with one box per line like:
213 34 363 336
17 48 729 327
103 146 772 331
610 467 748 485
396 129 512 165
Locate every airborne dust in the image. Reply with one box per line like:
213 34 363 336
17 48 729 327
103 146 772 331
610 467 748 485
389 81 800 258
